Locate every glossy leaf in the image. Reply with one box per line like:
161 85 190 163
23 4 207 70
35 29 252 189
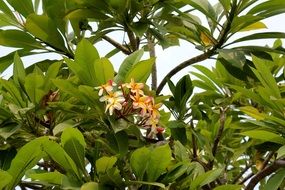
96 156 117 174
264 168 285 190
241 130 285 145
277 145 285 159
239 21 267 32
115 49 144 83
6 0 34 17
130 147 151 181
0 30 43 49
94 58 114 85
0 170 12 190
7 137 47 189
61 128 86 173
125 58 155 83
24 73 45 104
13 52 26 86
25 14 67 51
190 168 223 190
28 171 65 185
213 184 242 190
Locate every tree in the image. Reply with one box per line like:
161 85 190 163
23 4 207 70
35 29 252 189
0 0 285 189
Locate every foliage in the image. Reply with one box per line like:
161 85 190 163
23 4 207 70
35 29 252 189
0 0 285 190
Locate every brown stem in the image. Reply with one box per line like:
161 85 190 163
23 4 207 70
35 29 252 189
190 120 198 159
208 107 227 170
245 159 285 190
102 35 131 55
156 1 237 94
147 32 157 90
125 26 138 52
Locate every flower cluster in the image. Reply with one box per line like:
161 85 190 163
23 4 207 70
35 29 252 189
95 79 164 136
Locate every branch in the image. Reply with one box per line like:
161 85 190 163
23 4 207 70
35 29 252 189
156 50 216 94
245 159 285 190
156 0 238 94
102 35 132 55
232 163 252 184
147 32 157 90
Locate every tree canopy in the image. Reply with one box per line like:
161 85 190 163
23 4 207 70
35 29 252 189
0 0 285 190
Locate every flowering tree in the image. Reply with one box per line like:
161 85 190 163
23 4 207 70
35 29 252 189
0 0 285 190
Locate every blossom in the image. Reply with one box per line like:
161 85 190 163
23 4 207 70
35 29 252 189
131 92 152 115
147 98 162 119
124 78 144 95
145 116 160 136
100 91 125 115
95 80 116 96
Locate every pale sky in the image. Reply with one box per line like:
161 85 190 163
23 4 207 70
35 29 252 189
0 10 285 95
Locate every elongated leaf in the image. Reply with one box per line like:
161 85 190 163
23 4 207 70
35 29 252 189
0 170 12 190
115 49 144 83
94 58 114 85
72 39 100 85
264 168 285 190
0 30 43 49
28 171 65 185
7 0 34 17
96 156 117 174
61 128 86 172
13 52 26 86
190 168 223 189
128 181 165 189
0 1 16 19
0 121 20 139
42 139 81 179
0 148 17 170
81 182 103 190
7 137 47 189
239 21 267 32
125 58 155 83
248 0 285 16
277 145 285 159
130 147 151 181
25 14 67 51
228 32 285 46
241 130 285 144
213 184 242 190
24 73 45 104
0 79 26 107
146 144 172 181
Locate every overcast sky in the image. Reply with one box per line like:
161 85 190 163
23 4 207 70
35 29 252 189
0 9 285 95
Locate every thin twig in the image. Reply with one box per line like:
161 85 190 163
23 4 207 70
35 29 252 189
102 35 131 55
190 120 198 159
245 159 285 190
147 32 157 90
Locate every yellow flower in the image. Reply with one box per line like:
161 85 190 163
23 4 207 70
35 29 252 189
147 98 162 119
145 116 160 136
100 91 125 115
131 92 151 115
124 78 144 95
95 80 116 96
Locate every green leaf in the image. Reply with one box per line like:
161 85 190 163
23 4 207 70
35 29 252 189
42 139 81 180
0 121 20 139
0 170 12 190
240 106 266 120
61 128 86 173
6 0 34 17
24 73 45 104
218 49 246 69
80 182 104 190
174 75 193 110
106 131 129 156
239 21 267 32
0 29 43 49
115 49 144 83
168 121 187 145
213 184 242 190
228 32 285 46
25 14 67 51
128 181 165 189
0 148 17 170
190 168 223 190
0 79 26 107
28 171 65 185
94 58 114 85
0 1 16 19
264 168 285 190
72 39 100 86
13 52 26 86
0 13 19 27
7 137 47 189
241 130 285 145
146 144 172 181
125 58 155 83
96 156 117 174
131 147 151 181
277 145 285 159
